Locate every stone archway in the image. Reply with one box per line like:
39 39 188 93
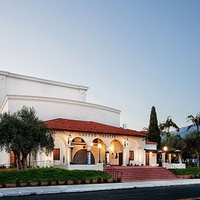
109 139 123 166
73 149 95 164
91 138 106 164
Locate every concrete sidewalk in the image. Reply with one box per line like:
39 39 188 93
1 179 200 198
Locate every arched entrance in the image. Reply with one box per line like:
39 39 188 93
109 139 123 166
91 138 105 164
73 149 95 164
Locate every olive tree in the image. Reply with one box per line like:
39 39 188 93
0 106 54 170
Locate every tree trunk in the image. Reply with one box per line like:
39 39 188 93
14 152 22 170
21 155 28 170
197 152 199 167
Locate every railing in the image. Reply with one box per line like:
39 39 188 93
0 160 53 169
28 160 53 168
104 165 123 180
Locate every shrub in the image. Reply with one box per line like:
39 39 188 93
15 179 21 187
89 179 93 184
103 178 108 183
47 180 52 185
117 177 122 182
73 180 78 184
1 182 6 188
0 167 112 185
113 178 117 183
97 177 102 183
81 179 86 184
26 180 31 186
37 180 41 186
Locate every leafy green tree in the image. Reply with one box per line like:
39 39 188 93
0 106 54 170
187 113 200 133
161 134 183 151
181 131 200 167
159 116 179 146
147 106 161 149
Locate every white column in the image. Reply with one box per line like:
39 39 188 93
105 146 110 165
67 135 73 165
162 152 165 167
87 148 91 164
105 151 109 165
122 138 128 166
138 147 143 166
178 153 182 163
122 147 127 166
168 154 172 163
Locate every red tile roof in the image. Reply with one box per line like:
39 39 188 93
146 141 157 145
44 118 146 137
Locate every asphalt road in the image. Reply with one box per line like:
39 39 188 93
2 184 200 200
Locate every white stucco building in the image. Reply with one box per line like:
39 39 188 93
0 70 161 170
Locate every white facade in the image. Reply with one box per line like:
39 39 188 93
52 130 146 168
0 70 158 170
0 71 120 126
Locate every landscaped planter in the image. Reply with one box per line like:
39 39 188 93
0 178 115 188
107 179 113 183
177 175 193 179
41 182 48 186
30 182 38 187
58 181 65 185
92 180 98 184
20 183 28 187
85 180 90 184
5 184 16 188
67 180 74 185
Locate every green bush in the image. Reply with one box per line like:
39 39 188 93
0 168 112 185
81 179 86 184
0 168 112 184
171 167 200 175
103 178 108 183
15 179 21 187
97 177 102 183
37 180 42 186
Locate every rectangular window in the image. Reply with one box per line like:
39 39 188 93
129 150 134 160
53 148 60 160
10 151 15 166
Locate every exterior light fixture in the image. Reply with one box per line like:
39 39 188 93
98 143 102 163
163 146 168 152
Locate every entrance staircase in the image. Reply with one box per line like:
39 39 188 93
104 166 178 182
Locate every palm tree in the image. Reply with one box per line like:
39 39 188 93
159 116 179 146
187 113 200 133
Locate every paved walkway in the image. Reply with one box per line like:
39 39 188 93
1 179 200 197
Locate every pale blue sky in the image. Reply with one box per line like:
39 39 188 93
0 0 200 130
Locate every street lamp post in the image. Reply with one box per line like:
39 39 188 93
98 143 102 163
163 146 168 163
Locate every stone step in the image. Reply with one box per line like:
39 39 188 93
104 166 178 182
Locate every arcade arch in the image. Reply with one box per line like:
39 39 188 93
109 139 123 165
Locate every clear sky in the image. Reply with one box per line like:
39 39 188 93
0 0 200 131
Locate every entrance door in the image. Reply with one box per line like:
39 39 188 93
119 153 123 166
146 153 149 166
73 149 95 164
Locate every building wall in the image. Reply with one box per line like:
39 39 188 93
0 71 158 168
53 131 146 167
0 148 10 167
0 70 88 106
1 95 120 126
0 71 121 126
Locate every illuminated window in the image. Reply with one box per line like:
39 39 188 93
10 151 15 166
53 148 60 160
129 150 134 160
